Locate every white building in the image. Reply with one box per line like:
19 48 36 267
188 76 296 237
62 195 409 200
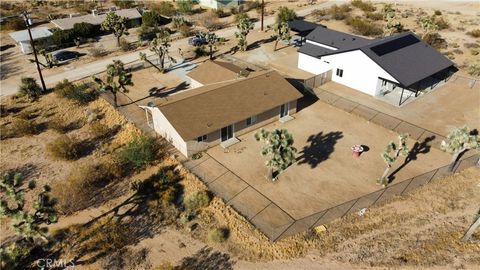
297 26 455 105
8 27 53 54
198 0 243 10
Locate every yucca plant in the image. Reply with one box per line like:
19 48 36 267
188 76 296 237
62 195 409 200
378 134 409 187
235 17 254 51
92 60 133 107
441 126 479 171
268 20 292 51
149 28 176 72
254 128 297 181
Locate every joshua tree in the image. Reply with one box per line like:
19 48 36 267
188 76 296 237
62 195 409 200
254 128 297 181
149 28 177 72
235 17 254 52
384 12 404 36
101 12 129 47
440 126 479 171
461 210 480 242
0 172 57 243
139 52 163 73
379 134 409 187
276 6 296 23
18 77 43 101
38 49 57 68
201 32 219 60
92 60 133 107
268 21 292 51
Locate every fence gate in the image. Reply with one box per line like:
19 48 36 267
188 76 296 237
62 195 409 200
303 70 332 94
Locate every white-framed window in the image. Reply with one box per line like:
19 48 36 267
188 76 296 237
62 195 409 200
197 134 207 142
336 68 344 77
246 115 257 126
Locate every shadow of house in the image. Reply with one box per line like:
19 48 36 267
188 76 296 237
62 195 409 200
177 247 235 270
388 135 435 183
296 131 344 168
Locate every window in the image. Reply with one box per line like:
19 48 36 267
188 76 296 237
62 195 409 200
336 68 344 77
246 115 257 126
197 134 207 142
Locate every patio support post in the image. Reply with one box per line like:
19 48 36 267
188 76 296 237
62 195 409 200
398 88 405 106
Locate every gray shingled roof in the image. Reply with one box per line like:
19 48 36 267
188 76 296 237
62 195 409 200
288 19 323 35
299 26 454 88
9 27 52 42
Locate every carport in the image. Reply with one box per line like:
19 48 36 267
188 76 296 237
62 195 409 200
288 20 324 45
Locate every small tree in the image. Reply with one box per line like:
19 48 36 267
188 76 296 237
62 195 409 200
101 12 129 47
149 28 177 72
200 32 219 59
254 129 297 181
276 6 296 23
92 60 133 107
440 126 480 171
235 17 254 51
378 134 409 186
18 77 43 101
177 0 193 15
139 52 163 73
268 21 292 51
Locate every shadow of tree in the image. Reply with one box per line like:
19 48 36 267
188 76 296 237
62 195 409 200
388 135 435 183
176 247 235 270
296 131 344 168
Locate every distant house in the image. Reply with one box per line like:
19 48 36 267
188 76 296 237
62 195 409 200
186 60 250 88
50 8 142 30
197 0 243 10
8 27 53 54
297 26 456 105
142 70 302 157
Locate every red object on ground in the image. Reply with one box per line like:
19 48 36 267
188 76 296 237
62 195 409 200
351 145 364 157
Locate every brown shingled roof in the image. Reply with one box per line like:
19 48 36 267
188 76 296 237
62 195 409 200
187 60 249 85
157 70 302 141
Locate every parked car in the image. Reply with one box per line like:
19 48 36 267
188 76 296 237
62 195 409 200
53 50 81 61
188 34 207 46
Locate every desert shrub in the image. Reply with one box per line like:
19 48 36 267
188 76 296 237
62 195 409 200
422 32 447 49
351 0 376 12
434 16 449 30
466 29 480 38
172 16 191 29
54 79 97 104
53 162 114 214
88 45 107 58
119 38 132 52
464 43 480 49
245 0 260 12
208 227 229 243
113 0 135 9
346 17 383 36
132 167 181 206
183 191 210 210
137 25 163 41
48 117 69 134
18 77 43 101
328 4 351 20
215 8 229 18
471 49 479 56
142 10 164 27
46 134 79 160
467 63 480 76
177 0 193 15
178 24 193 37
311 9 328 21
156 261 175 270
230 6 239 15
452 49 463 54
89 122 110 139
150 1 176 17
52 29 75 46
366 12 383 21
9 118 36 137
235 12 249 23
117 134 157 171
198 11 223 30
2 18 26 30
276 6 296 22
72 22 98 39
434 10 442 16
193 46 207 58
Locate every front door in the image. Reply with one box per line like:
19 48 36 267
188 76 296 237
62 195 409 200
221 125 233 142
280 103 289 118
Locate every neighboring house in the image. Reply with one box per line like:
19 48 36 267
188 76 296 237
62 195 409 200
186 60 250 88
142 70 302 157
198 0 243 10
50 8 141 30
297 26 455 105
9 27 53 54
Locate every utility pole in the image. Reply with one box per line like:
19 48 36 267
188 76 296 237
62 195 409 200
261 0 265 31
22 11 47 93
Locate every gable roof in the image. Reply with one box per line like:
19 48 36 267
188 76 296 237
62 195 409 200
9 27 52 42
288 19 323 36
360 32 455 87
299 27 455 88
51 8 141 30
187 60 249 85
156 70 303 141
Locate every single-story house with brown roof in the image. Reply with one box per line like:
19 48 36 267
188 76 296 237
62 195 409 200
186 60 250 88
51 8 141 30
141 70 303 157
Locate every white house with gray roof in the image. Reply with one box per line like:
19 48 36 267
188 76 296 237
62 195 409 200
9 27 53 54
297 26 456 105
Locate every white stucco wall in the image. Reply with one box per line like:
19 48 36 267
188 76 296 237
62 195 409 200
148 107 188 157
298 49 399 96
